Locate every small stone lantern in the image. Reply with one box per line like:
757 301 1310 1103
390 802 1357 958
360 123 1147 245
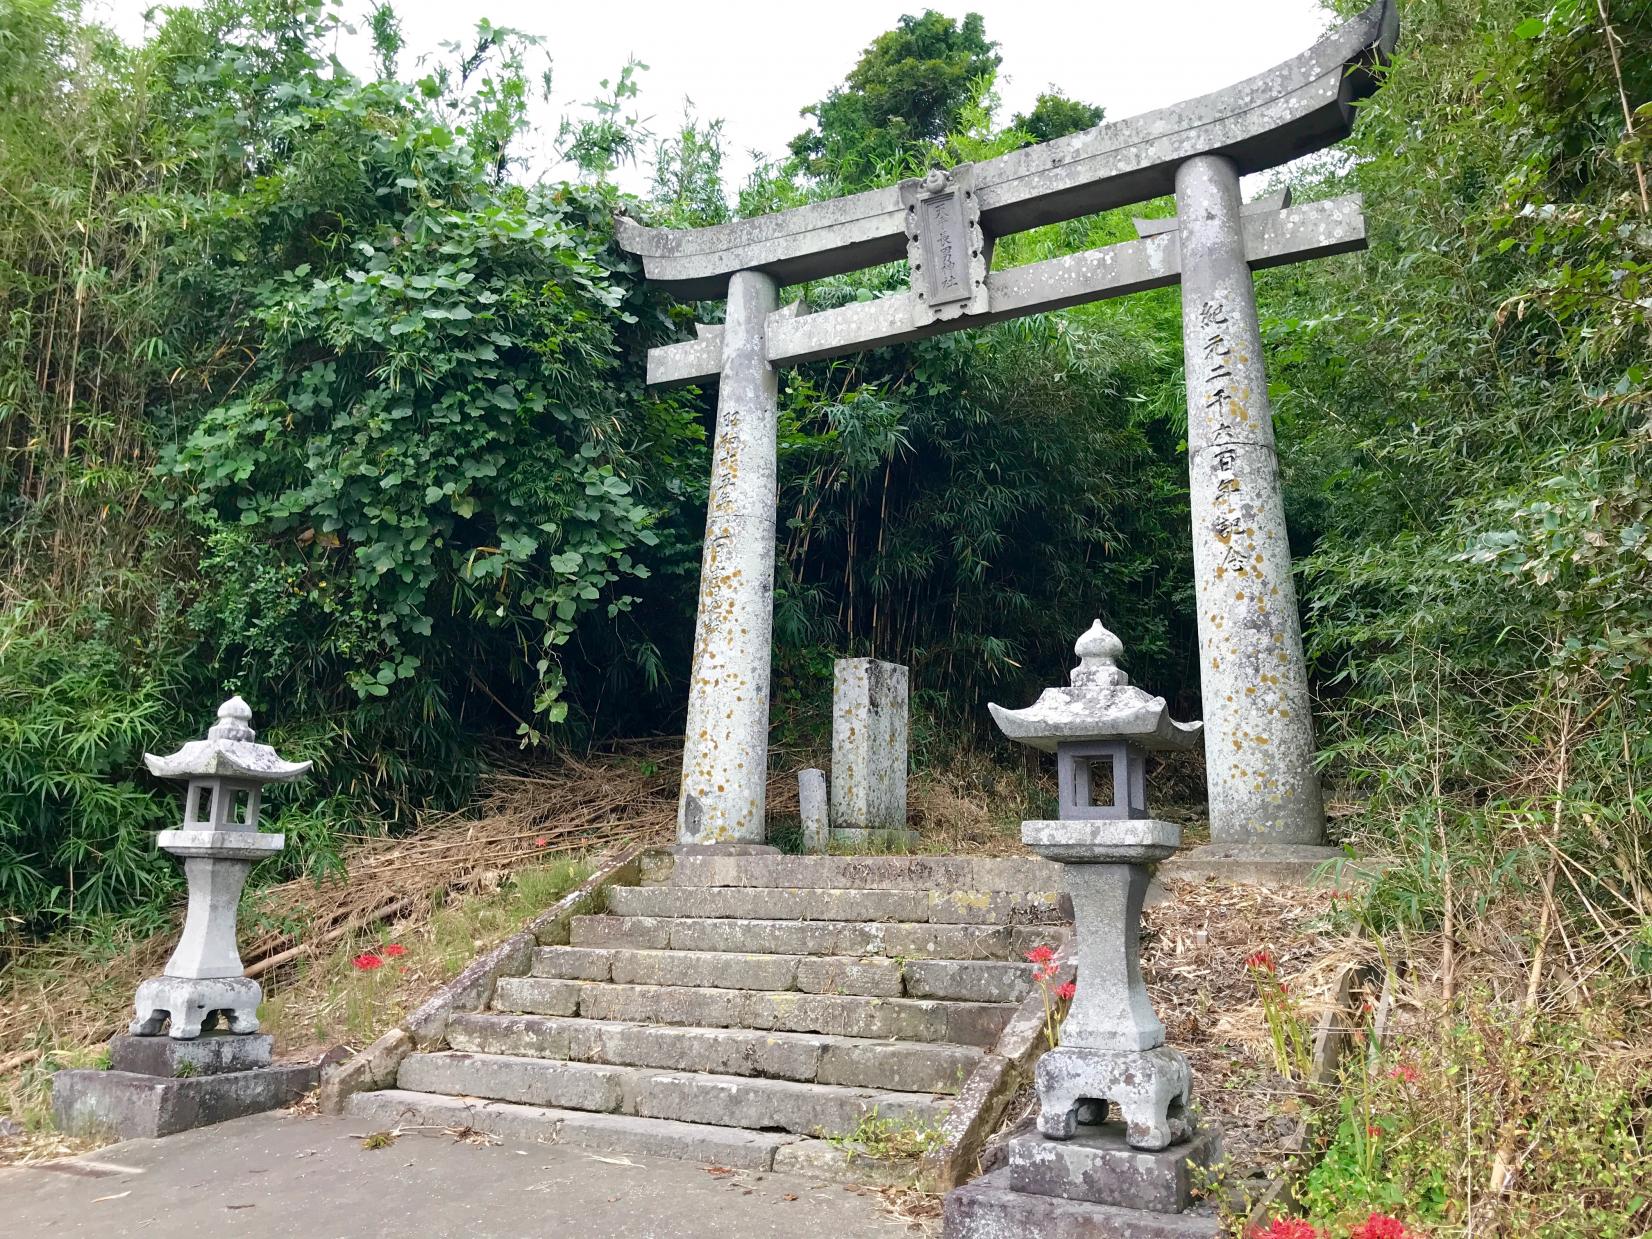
132 696 309 1040
989 620 1207 1154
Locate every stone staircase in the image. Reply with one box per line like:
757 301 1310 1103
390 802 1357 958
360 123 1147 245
345 853 1069 1182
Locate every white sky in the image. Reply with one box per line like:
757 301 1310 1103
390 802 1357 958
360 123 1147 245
94 0 1335 194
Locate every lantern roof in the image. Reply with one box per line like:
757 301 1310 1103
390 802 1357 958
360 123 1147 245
989 620 1204 753
143 697 312 783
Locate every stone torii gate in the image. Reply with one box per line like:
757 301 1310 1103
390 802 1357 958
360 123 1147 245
618 1 1398 849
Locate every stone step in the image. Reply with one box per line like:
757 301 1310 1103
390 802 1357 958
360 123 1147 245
395 1051 950 1140
604 883 1067 926
571 914 1069 961
344 1088 922 1185
345 1087 791 1171
663 853 1064 893
531 946 1034 1003
446 1012 983 1095
491 977 1013 1047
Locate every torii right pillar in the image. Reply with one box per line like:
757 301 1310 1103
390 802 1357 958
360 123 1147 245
1175 153 1330 868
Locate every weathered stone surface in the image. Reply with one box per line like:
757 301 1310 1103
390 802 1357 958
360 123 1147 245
1052 861 1163 1052
830 658 909 838
615 2 1396 298
570 914 671 949
1163 842 1346 888
1036 1045 1193 1151
398 1052 627 1114
794 956 904 998
606 947 801 992
676 267 781 844
648 198 1369 384
904 960 1031 1004
108 1031 271 1078
447 1012 981 1095
319 1027 413 1115
1007 1125 1221 1213
131 974 262 1040
571 982 748 1030
344 1089 791 1171
664 854 1063 893
52 1062 317 1140
531 946 616 981
445 1013 573 1061
824 827 919 851
928 890 1067 926
631 1070 945 1139
606 885 929 923
491 977 584 1017
1176 151 1325 847
742 990 1011 1047
815 1040 982 1095
942 1168 1222 1239
555 1109 789 1169
799 769 829 854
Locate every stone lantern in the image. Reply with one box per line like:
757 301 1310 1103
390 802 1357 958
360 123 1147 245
962 620 1220 1233
132 696 309 1040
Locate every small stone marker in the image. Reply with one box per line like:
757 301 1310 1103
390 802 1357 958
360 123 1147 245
798 768 829 854
830 658 911 847
950 621 1220 1236
52 697 320 1139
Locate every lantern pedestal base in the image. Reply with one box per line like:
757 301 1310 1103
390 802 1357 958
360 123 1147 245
944 1168 1222 1238
131 975 263 1040
1007 1123 1222 1213
52 1061 318 1141
1036 1044 1193 1150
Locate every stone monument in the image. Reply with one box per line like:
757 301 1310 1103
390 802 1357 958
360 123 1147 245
53 697 321 1139
830 657 911 848
945 621 1220 1236
618 2 1397 849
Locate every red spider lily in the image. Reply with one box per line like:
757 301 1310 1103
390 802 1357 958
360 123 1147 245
534 837 549 848
1244 950 1277 972
352 953 383 970
1025 945 1055 965
383 944 407 958
1388 1063 1419 1084
1249 1219 1321 1239
1350 1214 1415 1239
1056 981 1077 1001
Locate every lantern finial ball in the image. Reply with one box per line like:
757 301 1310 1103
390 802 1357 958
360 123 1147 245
208 695 256 742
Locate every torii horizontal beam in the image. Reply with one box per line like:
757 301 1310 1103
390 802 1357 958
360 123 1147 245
645 193 1365 387
614 1 1396 299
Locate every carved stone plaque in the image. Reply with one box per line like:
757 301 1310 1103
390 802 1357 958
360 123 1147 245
901 164 990 328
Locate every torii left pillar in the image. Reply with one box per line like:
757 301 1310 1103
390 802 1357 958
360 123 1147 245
677 268 780 843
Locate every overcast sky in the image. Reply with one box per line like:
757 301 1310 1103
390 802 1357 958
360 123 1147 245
94 0 1336 192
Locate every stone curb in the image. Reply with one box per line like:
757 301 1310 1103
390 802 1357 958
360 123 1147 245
319 847 645 1116
923 935 1076 1191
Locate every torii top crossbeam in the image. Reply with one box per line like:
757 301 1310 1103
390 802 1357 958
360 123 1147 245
617 1 1397 298
618 3 1398 851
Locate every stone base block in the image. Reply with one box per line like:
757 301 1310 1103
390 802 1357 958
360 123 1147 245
1008 1124 1221 1213
131 974 263 1039
943 1168 1222 1238
53 1061 318 1140
1162 843 1345 888
828 827 918 851
109 1031 272 1078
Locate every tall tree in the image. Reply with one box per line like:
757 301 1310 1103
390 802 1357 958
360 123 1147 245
787 10 999 187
